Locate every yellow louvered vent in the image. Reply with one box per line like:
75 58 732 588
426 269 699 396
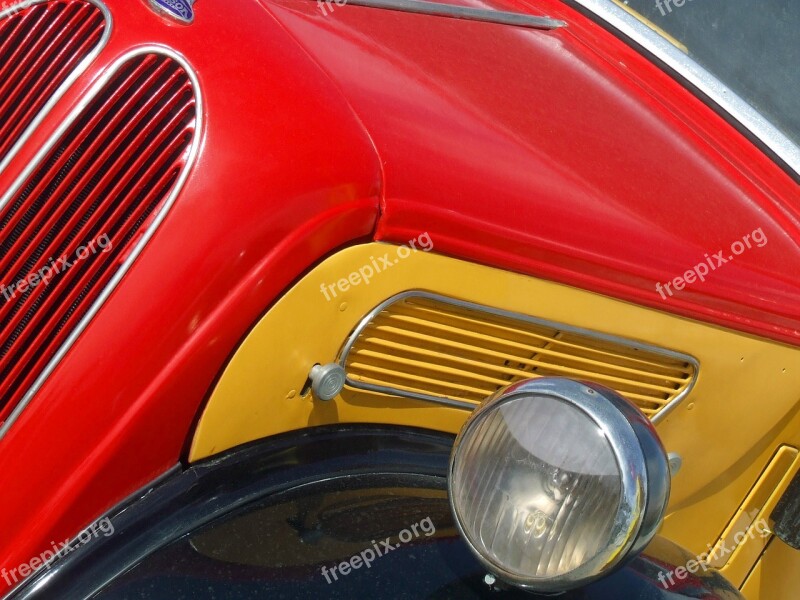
340 292 697 419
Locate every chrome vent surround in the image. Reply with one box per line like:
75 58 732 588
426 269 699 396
0 0 109 173
0 49 200 436
339 292 698 420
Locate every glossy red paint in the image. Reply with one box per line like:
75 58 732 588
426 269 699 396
0 0 380 588
0 0 798 592
262 0 800 344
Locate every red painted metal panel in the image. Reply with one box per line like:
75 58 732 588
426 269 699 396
0 0 381 590
0 0 798 593
262 0 800 345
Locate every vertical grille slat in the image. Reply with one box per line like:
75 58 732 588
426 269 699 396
1 233 109 390
5 4 84 81
0 1 106 164
0 8 61 86
0 61 186 287
0 57 163 245
0 51 197 424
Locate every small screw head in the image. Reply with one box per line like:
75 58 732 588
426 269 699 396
668 453 683 476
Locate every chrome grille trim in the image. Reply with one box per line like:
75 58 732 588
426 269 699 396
0 45 203 439
338 290 699 421
0 0 112 177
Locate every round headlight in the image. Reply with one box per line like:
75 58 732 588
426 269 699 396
448 377 670 592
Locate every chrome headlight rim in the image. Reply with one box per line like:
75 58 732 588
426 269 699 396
448 377 670 592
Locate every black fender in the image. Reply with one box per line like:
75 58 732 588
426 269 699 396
5 426 743 600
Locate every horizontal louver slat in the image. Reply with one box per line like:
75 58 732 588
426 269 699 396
342 294 696 419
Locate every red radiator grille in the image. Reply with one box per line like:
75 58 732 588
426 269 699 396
0 52 197 424
0 0 106 167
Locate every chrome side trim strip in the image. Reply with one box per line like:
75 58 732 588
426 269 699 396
565 0 800 180
337 290 699 421
0 0 113 177
0 45 203 439
313 0 566 29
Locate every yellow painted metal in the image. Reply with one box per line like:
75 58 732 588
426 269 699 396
717 447 800 587
707 446 798 570
741 537 800 600
190 243 800 598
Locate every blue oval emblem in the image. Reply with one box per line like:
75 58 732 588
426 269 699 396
149 0 195 24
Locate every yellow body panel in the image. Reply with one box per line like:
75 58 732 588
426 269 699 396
719 447 800 586
190 243 800 599
741 537 800 599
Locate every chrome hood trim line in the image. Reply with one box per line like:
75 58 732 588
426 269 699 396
311 0 566 29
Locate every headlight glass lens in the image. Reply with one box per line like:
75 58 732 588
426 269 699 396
451 394 623 584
